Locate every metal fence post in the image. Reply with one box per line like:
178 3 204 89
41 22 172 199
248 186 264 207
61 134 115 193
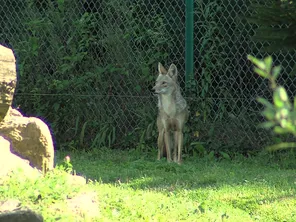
185 0 194 90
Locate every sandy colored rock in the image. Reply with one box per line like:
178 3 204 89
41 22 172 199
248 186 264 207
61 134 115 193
0 136 41 180
0 200 21 213
66 191 99 218
0 209 43 222
0 200 43 221
66 174 87 186
0 108 54 172
0 45 16 122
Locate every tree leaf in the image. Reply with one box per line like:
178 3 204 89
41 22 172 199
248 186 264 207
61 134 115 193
266 142 296 151
272 66 282 80
259 121 275 129
263 56 273 74
254 67 269 78
257 97 274 109
247 55 266 70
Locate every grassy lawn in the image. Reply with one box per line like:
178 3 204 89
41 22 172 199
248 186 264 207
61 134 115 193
1 148 296 221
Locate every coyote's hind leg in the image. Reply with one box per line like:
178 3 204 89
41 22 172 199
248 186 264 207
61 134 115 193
157 129 165 160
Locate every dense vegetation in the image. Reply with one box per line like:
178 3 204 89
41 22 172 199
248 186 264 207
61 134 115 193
1 1 296 221
0 0 295 154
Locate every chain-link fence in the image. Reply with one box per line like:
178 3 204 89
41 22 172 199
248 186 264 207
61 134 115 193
0 0 295 152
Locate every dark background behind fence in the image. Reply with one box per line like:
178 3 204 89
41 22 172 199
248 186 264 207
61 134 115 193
1 0 295 153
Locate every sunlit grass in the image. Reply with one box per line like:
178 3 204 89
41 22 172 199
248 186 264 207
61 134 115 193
1 148 295 221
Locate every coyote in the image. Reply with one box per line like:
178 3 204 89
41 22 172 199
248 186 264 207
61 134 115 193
153 63 189 164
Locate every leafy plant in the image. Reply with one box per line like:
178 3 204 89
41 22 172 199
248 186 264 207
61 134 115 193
91 123 116 149
248 55 296 151
6 0 173 150
192 0 228 122
59 155 73 174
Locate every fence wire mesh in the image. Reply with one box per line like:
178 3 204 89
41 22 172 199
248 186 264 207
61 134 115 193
0 0 295 151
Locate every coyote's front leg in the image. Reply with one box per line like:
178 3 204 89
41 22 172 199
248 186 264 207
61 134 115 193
177 131 183 164
157 129 164 160
173 131 178 162
164 129 172 162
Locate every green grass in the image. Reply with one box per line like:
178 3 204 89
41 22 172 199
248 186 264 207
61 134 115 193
1 148 296 221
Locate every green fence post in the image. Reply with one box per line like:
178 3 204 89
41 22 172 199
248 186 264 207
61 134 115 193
185 0 194 91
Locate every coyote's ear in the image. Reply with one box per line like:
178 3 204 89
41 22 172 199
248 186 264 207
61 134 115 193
158 62 167 74
167 64 178 80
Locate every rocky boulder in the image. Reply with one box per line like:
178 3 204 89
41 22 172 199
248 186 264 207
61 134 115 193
0 44 54 173
0 200 43 222
0 45 16 122
0 136 40 179
0 108 55 173
0 44 56 222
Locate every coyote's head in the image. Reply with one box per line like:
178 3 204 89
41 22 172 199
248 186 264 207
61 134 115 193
153 63 178 95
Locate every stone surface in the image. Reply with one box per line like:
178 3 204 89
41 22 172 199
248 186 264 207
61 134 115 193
0 136 41 180
66 191 99 218
0 209 43 222
0 200 21 212
0 45 16 122
66 174 87 186
0 200 44 222
0 108 54 172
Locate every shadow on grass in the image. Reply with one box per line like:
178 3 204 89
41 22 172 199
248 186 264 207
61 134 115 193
55 148 296 192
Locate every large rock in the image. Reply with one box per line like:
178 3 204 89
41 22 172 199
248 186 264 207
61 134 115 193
0 210 44 222
66 191 99 218
0 136 40 180
0 108 54 173
0 45 50 222
0 200 43 222
0 45 16 122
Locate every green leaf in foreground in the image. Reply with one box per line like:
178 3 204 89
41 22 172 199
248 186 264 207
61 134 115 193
247 55 266 70
257 97 274 109
259 121 275 129
263 56 273 74
272 66 282 80
254 67 269 78
266 142 296 151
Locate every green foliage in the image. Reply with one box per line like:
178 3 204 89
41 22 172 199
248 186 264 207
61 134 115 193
182 0 246 157
247 0 296 53
118 104 158 152
247 0 296 77
3 0 294 154
59 155 73 173
190 0 228 121
3 0 172 149
182 0 269 155
248 55 296 151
